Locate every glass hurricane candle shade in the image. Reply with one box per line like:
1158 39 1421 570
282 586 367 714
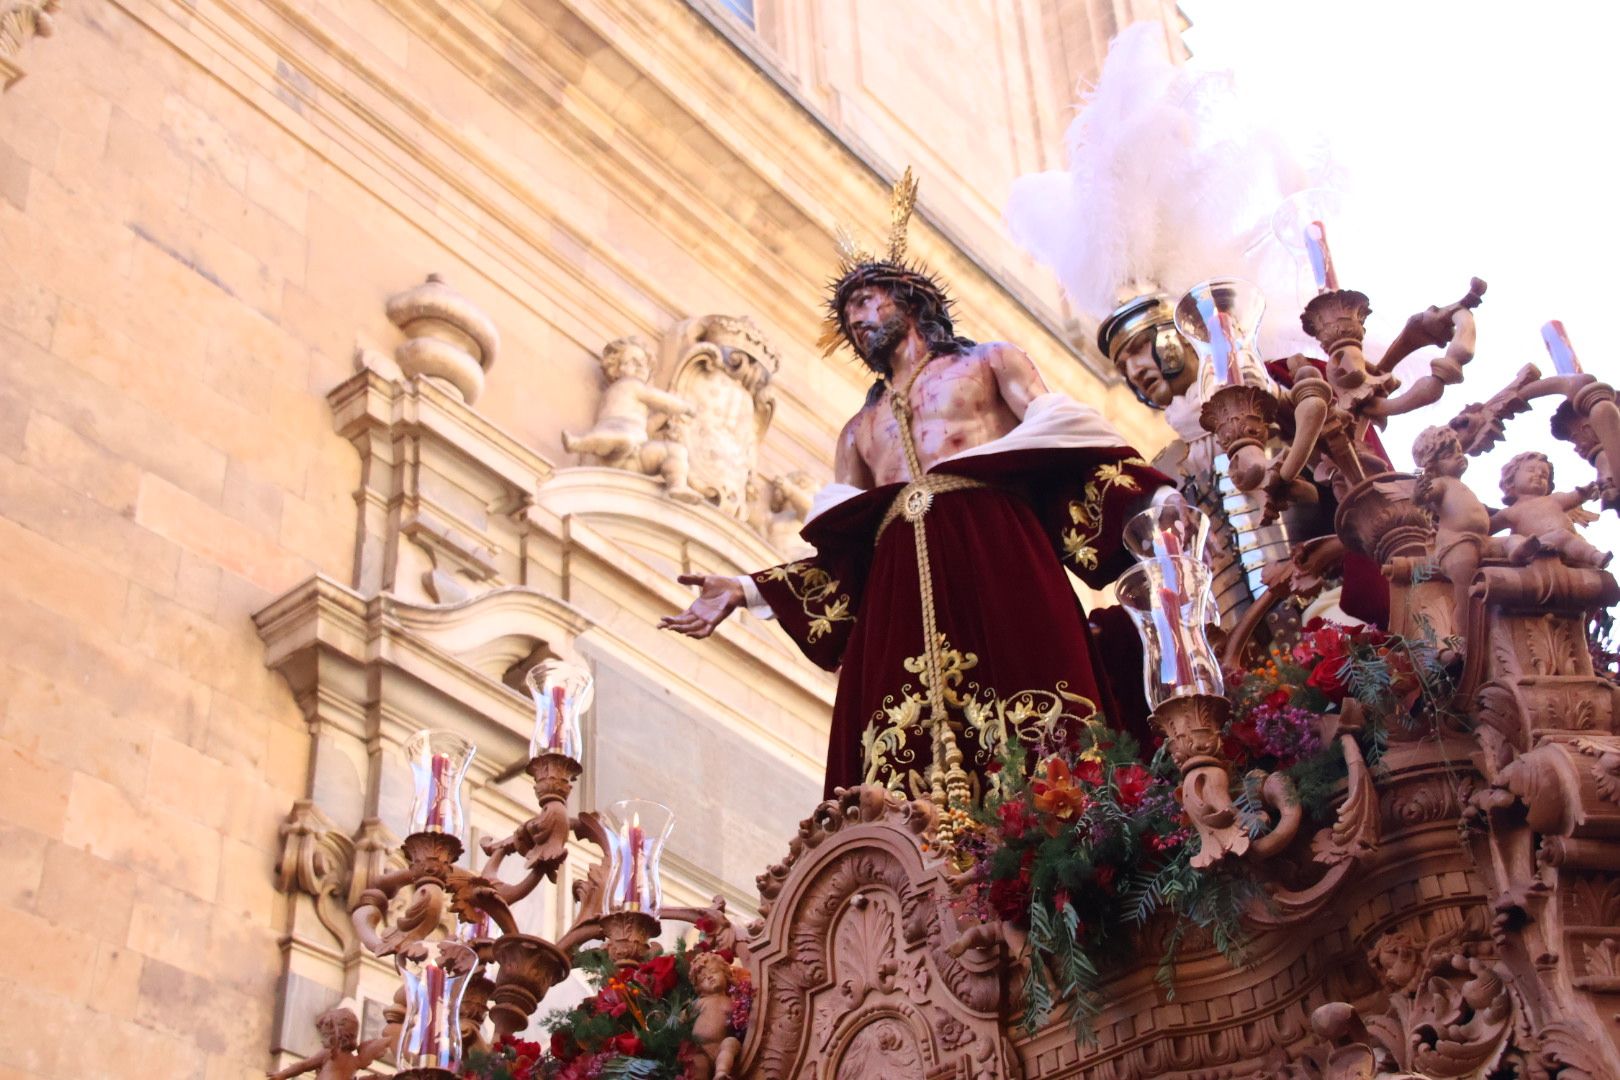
1123 500 1212 567
1174 278 1267 390
524 658 593 762
397 939 478 1074
1115 555 1224 709
403 730 476 840
604 798 674 916
1272 188 1344 297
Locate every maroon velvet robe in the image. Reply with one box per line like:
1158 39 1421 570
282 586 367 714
750 442 1169 798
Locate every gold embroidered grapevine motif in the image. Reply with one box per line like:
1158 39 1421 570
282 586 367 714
862 636 1100 802
757 561 853 643
1062 457 1148 571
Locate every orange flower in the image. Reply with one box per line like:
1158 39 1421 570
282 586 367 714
1030 757 1089 830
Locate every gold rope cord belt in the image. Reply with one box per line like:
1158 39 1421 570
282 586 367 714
876 474 988 539
882 360 979 810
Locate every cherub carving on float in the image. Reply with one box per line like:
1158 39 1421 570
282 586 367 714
686 952 743 1080
266 1004 394 1080
1412 424 1521 636
1493 451 1609 569
563 336 703 503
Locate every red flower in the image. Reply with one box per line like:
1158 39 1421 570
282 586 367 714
1073 759 1104 787
1222 716 1264 763
1112 764 1151 809
998 798 1035 840
1094 864 1117 893
550 1030 579 1062
595 985 629 1018
1264 688 1292 710
988 876 1030 921
1305 656 1350 702
611 1032 645 1057
635 953 679 998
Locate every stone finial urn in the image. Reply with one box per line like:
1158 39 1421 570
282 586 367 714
385 273 500 403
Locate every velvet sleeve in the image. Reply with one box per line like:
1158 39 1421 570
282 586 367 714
1043 450 1174 589
747 550 869 672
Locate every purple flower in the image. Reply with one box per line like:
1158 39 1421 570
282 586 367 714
1247 704 1324 766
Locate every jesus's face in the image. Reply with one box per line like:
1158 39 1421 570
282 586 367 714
843 286 911 372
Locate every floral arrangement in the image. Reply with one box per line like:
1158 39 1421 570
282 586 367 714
953 726 1248 1039
460 933 752 1080
952 618 1456 1039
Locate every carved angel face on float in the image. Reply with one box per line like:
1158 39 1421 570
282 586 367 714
1412 426 1467 480
690 952 731 995
316 1007 360 1052
1501 452 1554 502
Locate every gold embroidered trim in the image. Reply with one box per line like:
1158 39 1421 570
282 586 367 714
757 561 853 644
876 474 988 540
1061 457 1147 571
861 634 1101 802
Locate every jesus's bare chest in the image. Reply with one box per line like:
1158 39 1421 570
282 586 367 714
855 358 1015 481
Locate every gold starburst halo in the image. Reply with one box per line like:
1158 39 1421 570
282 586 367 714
821 168 958 357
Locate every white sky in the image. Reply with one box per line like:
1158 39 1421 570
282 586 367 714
1179 0 1619 570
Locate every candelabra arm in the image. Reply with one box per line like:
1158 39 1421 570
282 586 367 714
351 889 391 957
572 811 610 854
1523 371 1596 400
1273 380 1329 478
366 864 418 897
1367 308 1475 420
1579 392 1620 510
661 895 744 957
1262 367 1329 521
557 915 606 956
493 861 552 910
1248 771 1303 860
1374 277 1486 374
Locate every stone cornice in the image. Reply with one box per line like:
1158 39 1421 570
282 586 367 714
329 371 555 501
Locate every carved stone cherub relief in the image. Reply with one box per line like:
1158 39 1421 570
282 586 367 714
266 1005 395 1080
1493 451 1610 569
564 337 703 503
746 470 816 554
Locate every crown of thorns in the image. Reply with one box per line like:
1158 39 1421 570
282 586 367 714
817 168 958 356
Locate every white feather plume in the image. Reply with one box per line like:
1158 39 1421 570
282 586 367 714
1006 22 1332 355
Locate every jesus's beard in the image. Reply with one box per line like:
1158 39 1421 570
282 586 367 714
852 315 910 376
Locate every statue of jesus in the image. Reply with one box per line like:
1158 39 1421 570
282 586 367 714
660 172 1170 804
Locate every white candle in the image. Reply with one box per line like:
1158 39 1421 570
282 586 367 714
1542 320 1582 377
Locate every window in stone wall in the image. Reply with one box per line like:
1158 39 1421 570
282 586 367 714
715 0 756 29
